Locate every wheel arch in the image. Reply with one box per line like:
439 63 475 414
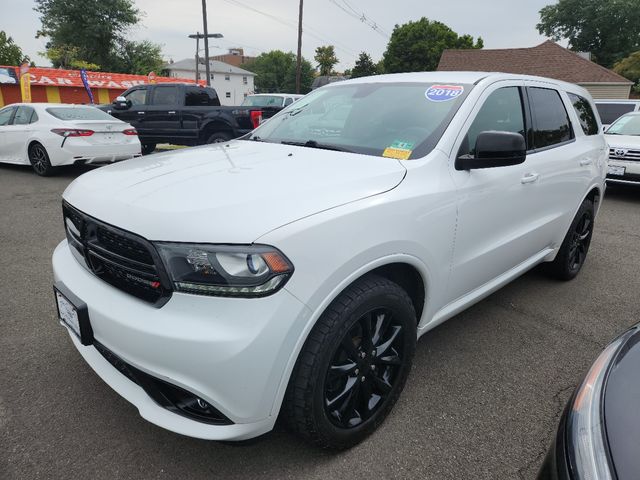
270 254 430 418
200 119 235 143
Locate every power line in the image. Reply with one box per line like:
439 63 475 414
328 0 390 39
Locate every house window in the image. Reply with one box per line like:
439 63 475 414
243 76 247 85
210 74 214 80
225 92 231 98
225 74 230 81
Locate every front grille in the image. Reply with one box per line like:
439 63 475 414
62 202 171 306
609 147 640 162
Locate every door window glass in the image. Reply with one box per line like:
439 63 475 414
460 87 526 156
568 93 598 135
529 87 573 149
185 86 219 106
151 86 179 105
596 103 635 125
13 106 35 125
0 106 14 125
124 89 147 106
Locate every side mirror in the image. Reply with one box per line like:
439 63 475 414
112 96 131 110
456 131 526 170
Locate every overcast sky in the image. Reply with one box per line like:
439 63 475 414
1 0 559 71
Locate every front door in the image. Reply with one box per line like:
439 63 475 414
145 85 182 142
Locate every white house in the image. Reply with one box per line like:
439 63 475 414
164 59 255 106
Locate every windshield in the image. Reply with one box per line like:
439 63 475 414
241 95 285 107
46 107 116 121
606 114 640 135
247 82 472 159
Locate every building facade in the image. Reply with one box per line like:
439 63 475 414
210 48 255 68
165 59 255 105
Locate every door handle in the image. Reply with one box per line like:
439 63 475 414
521 173 540 184
137 111 145 115
579 159 593 166
168 111 176 114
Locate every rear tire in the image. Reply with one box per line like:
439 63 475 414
141 143 156 155
206 132 233 144
544 199 594 281
28 143 54 176
282 274 416 450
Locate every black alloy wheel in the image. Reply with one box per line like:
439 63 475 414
283 275 416 449
544 198 594 280
28 143 54 176
324 307 404 429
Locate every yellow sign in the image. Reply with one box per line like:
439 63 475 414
19 63 31 103
382 147 412 160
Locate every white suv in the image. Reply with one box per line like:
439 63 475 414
52 72 607 449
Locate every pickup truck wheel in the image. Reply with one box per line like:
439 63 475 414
28 143 54 176
544 199 594 281
283 274 416 449
206 132 233 144
141 143 156 155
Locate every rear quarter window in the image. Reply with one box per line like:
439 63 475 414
568 93 599 135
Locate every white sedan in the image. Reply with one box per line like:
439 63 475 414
0 103 141 176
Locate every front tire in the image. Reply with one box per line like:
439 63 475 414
544 198 594 280
28 143 54 176
283 275 416 449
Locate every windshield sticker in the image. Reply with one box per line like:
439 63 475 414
426 85 464 102
383 140 414 160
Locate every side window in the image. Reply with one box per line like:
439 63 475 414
284 97 294 106
30 110 39 123
568 93 598 135
529 87 573 149
185 87 220 106
596 103 635 125
124 88 147 106
151 86 179 105
0 106 14 126
460 87 526 156
225 92 231 99
13 106 34 126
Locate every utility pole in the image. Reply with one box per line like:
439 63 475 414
189 29 223 85
202 0 211 86
195 32 200 81
295 0 303 94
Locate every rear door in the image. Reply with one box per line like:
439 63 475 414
182 86 220 141
4 106 36 163
0 106 16 162
145 85 182 141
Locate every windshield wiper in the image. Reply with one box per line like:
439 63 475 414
281 140 353 153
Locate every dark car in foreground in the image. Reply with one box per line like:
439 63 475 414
539 324 640 479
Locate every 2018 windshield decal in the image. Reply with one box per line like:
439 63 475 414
426 85 464 102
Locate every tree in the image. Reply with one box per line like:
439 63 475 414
0 31 28 65
614 51 640 92
314 45 338 76
382 18 483 73
350 52 378 78
40 45 99 70
34 0 164 74
537 0 640 68
245 50 314 93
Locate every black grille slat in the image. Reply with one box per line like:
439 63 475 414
609 148 640 162
62 202 171 306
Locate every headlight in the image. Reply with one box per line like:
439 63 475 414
566 331 632 480
155 243 294 297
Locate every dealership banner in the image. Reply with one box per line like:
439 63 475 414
19 62 31 102
79 69 94 104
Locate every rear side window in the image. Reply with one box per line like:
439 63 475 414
460 86 526 156
13 106 35 125
185 86 220 106
596 103 636 125
529 87 573 149
46 107 114 121
151 86 178 105
568 93 599 135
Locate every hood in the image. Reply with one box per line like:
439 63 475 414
605 134 640 148
63 140 406 243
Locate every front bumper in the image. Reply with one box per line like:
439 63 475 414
52 240 311 440
607 160 640 185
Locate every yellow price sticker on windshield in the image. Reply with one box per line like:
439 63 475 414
382 141 414 160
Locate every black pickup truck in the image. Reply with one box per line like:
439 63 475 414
100 83 263 154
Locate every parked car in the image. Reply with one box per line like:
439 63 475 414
53 72 606 449
100 83 263 155
241 94 303 119
0 103 140 176
538 323 640 480
604 112 640 185
594 99 640 128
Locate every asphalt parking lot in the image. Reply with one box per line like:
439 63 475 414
1 163 639 480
